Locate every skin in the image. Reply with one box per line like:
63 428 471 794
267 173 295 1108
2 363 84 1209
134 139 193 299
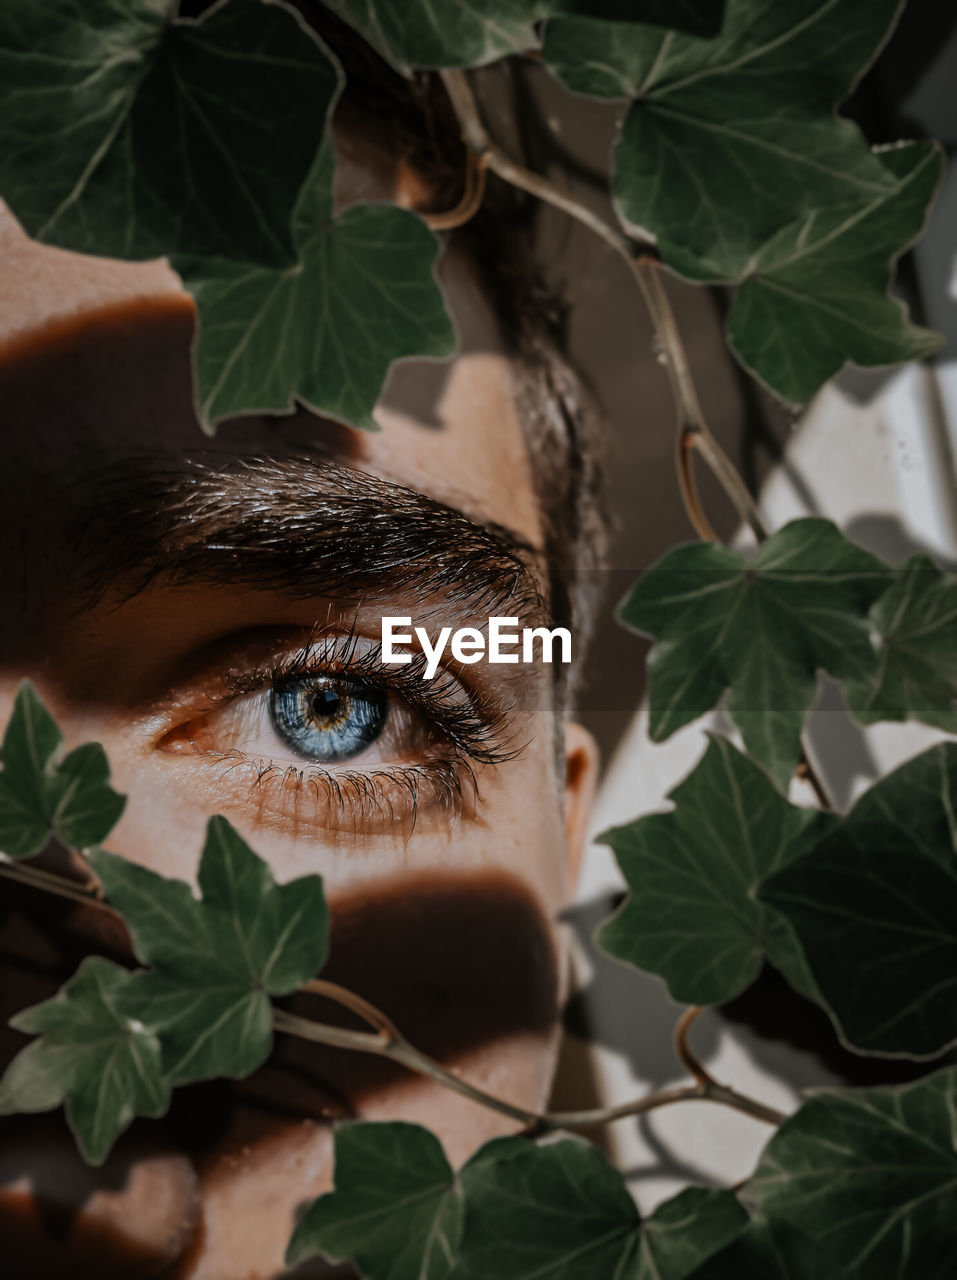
0 142 599 1279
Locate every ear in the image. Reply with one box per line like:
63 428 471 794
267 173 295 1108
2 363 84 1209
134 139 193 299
563 722 600 892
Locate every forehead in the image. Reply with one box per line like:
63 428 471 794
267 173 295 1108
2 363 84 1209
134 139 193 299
0 204 542 551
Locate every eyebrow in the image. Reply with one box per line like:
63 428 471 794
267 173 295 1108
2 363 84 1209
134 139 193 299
69 454 548 625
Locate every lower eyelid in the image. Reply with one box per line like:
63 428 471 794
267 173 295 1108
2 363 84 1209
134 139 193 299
160 748 477 839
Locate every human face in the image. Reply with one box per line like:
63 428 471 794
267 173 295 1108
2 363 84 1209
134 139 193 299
0 201 597 1277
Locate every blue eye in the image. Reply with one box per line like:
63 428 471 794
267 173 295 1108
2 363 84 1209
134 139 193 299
269 676 388 763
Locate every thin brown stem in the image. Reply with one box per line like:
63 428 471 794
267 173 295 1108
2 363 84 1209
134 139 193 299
632 259 769 543
272 1007 538 1127
423 151 488 230
677 429 720 542
674 1006 718 1089
439 68 651 258
303 977 401 1040
552 1079 786 1130
272 1004 785 1133
1 854 785 1132
440 67 767 547
795 751 834 811
0 858 117 914
688 429 769 541
629 258 834 807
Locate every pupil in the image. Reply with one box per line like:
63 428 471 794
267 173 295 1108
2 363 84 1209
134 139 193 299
312 688 342 721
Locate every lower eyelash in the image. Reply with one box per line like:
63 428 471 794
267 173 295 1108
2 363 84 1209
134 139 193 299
202 749 477 836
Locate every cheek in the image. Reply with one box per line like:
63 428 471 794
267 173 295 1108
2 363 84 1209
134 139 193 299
272 861 565 1162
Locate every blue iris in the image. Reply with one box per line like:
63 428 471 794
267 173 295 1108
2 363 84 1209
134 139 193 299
269 676 388 762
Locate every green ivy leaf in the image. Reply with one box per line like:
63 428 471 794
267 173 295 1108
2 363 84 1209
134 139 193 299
761 743 957 1058
748 1070 957 1279
290 1125 747 1280
0 956 169 1166
549 2 725 39
543 17 666 98
844 553 957 734
176 143 457 431
543 3 731 99
322 0 540 73
455 1134 746 1279
606 0 904 278
627 1187 749 1280
0 0 458 432
547 0 939 401
0 681 126 858
598 736 834 1005
728 142 943 403
325 0 723 75
286 1121 464 1277
454 1134 639 1279
687 1219 835 1280
87 816 329 1084
0 0 339 266
619 518 891 790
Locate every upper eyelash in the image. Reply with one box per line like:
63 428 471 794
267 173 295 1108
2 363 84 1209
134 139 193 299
218 624 522 767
